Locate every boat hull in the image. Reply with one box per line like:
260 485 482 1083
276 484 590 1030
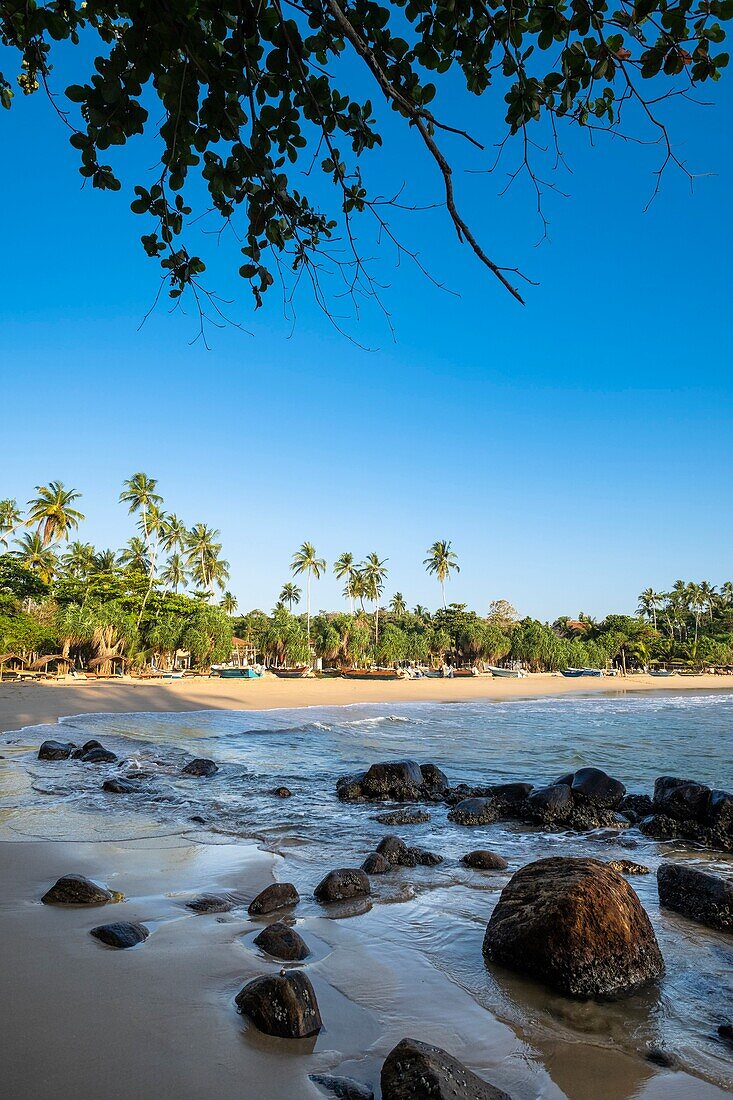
216 668 261 679
272 667 309 678
342 669 401 681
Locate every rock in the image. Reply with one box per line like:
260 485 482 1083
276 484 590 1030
718 1023 733 1046
525 784 573 823
483 857 664 998
488 781 534 803
639 813 680 840
81 747 118 764
38 740 76 760
337 760 447 803
253 920 309 961
653 776 711 822
336 775 366 802
314 868 370 903
376 835 409 865
381 1037 511 1100
235 971 322 1038
103 777 140 794
248 882 300 916
406 847 443 866
419 763 449 798
645 1048 679 1069
362 852 392 874
272 786 292 798
447 797 500 826
618 793 654 821
568 767 626 809
607 859 650 875
181 757 219 777
657 862 733 932
310 1073 374 1099
189 815 207 825
90 922 149 949
707 789 733 835
462 850 508 870
372 809 430 826
186 893 234 914
41 874 121 906
82 739 103 754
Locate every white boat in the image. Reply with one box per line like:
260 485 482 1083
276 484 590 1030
488 665 526 678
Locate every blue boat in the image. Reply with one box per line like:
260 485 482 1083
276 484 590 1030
213 666 261 679
561 668 604 678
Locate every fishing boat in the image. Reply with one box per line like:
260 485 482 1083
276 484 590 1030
561 668 604 678
272 666 310 678
341 668 402 681
488 665 526 678
649 668 676 677
452 667 478 678
214 666 261 679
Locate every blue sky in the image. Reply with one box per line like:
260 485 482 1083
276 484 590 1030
1 41 731 620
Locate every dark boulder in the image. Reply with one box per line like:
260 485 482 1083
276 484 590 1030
82 739 103 754
420 763 449 797
271 786 293 798
381 1037 512 1100
707 789 733 836
568 767 626 809
462 850 509 871
90 922 149 949
447 797 500 826
718 1023 733 1047
248 882 300 916
376 835 409 865
487 781 533 804
361 760 423 800
103 777 140 794
253 920 310 961
42 874 121 906
525 784 573 823
181 758 219 777
406 847 443 866
81 747 118 764
310 1074 374 1099
186 893 234 914
336 775 366 802
618 793 654 820
38 740 76 760
362 852 391 874
645 1048 679 1069
639 813 681 840
314 868 370 903
653 776 711 822
657 862 733 932
373 809 430 826
483 857 664 998
235 971 322 1038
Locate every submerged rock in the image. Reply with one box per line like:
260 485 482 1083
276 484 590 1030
236 971 322 1037
186 893 234 914
42 874 122 906
657 862 733 932
372 808 431 826
310 1073 374 1099
81 747 118 764
181 757 219 777
253 920 310 961
314 868 370 903
38 740 76 760
462 850 509 870
376 835 409 865
90 922 149 949
718 1023 733 1047
381 1037 512 1100
447 797 500 826
561 767 626 809
271 786 292 798
362 851 391 874
407 847 443 866
483 857 664 998
607 859 650 875
103 777 140 794
248 882 300 916
526 783 573 822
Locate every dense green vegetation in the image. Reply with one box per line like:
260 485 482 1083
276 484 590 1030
2 479 732 672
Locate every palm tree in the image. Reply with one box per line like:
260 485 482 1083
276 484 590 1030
361 552 388 642
220 590 238 615
637 587 659 629
0 499 23 548
160 551 187 593
186 523 228 595
92 548 119 573
61 540 96 578
699 580 717 624
161 513 187 555
333 552 357 613
390 592 407 616
119 473 163 570
291 541 326 647
13 531 58 582
423 540 460 607
279 582 302 610
119 536 150 574
26 481 84 546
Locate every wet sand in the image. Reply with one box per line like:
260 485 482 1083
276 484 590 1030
1 675 731 1099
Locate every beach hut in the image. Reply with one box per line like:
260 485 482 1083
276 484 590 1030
27 654 73 678
88 654 129 677
0 653 28 680
231 637 257 667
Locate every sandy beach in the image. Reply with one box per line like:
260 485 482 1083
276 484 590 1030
1 675 731 1100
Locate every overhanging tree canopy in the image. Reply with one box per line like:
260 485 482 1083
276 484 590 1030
1 0 729 329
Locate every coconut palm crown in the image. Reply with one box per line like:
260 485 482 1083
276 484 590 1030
26 482 84 546
424 540 460 608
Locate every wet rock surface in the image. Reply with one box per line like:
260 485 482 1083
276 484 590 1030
638 777 733 851
448 797 500 826
253 920 310 961
271 786 292 798
336 759 447 803
483 857 664 998
38 740 76 760
372 808 431 826
236 971 323 1038
81 747 118 764
657 862 733 932
102 777 141 794
314 868 371 903
607 859 650 875
181 757 219 777
248 882 300 915
310 1073 374 1099
381 1037 512 1100
361 851 391 874
42 874 120 906
462 850 509 870
90 922 149 949
186 893 234 914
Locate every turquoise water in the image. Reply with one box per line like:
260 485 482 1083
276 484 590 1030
3 690 732 1091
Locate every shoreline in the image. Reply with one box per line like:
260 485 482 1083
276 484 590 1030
1 671 731 735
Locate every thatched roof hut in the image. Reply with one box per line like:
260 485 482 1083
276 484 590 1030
88 654 130 675
28 654 73 673
0 653 28 672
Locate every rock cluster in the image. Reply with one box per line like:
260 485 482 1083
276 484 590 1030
657 862 733 932
483 857 664 998
337 760 448 803
381 1038 512 1099
639 777 733 851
